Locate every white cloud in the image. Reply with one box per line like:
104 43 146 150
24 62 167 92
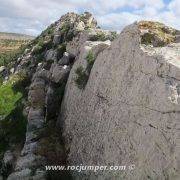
169 0 180 16
96 12 140 31
0 0 179 36
100 0 180 31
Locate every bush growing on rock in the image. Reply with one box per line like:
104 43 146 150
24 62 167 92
32 44 43 55
74 66 88 89
90 32 107 41
110 31 118 40
57 44 66 59
86 50 95 73
61 23 70 34
75 51 96 89
90 31 118 42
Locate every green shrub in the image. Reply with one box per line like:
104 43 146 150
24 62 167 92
61 23 70 34
86 51 95 65
32 37 53 56
66 32 74 42
74 66 88 89
57 43 66 59
0 44 27 67
110 31 118 41
141 33 155 45
36 53 44 62
90 32 107 41
0 72 29 118
0 102 27 144
86 50 95 73
0 76 3 85
79 15 85 21
44 39 53 50
0 81 22 118
90 31 118 42
0 72 29 156
45 27 54 35
74 51 96 89
32 44 43 55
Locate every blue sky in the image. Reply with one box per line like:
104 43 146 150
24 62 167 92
0 0 179 36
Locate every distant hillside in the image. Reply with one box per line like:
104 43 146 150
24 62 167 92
0 32 34 40
0 32 34 66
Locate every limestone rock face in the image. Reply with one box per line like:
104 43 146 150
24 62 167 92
60 23 180 180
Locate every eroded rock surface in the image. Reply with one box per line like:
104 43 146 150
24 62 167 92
60 23 180 180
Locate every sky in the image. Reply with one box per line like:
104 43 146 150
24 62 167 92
0 0 179 36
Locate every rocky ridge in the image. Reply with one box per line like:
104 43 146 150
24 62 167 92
0 12 117 180
0 12 179 180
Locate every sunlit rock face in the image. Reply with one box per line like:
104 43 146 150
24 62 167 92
60 22 180 180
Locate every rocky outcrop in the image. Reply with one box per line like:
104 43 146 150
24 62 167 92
8 71 47 180
1 11 179 180
60 23 180 180
5 12 111 180
138 21 180 46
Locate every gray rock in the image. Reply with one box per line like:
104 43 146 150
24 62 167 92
45 49 57 62
10 68 15 74
32 169 47 180
15 154 45 171
51 64 70 83
0 66 8 78
3 150 14 166
45 86 57 120
0 66 6 73
53 34 62 45
25 131 39 143
7 169 31 180
27 118 44 131
175 35 180 43
58 52 72 65
21 142 38 156
60 23 180 180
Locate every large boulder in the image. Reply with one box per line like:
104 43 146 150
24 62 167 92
60 23 180 180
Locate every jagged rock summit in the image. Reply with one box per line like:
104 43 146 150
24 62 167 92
0 12 179 180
